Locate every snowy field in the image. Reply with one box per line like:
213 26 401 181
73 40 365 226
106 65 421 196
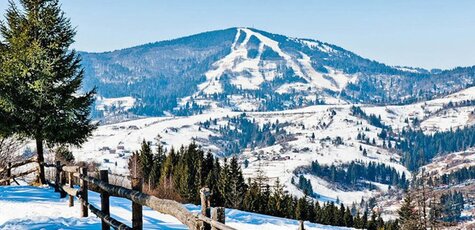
0 185 352 230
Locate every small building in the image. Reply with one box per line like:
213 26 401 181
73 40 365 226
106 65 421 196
99 146 110 151
128 125 139 130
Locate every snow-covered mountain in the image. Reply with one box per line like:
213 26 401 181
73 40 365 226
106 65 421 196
80 27 475 117
63 27 475 226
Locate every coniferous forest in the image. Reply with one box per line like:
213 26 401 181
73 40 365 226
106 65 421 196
134 141 398 229
299 160 409 190
397 127 475 171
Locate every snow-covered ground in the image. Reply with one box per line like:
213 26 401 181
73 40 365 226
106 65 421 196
363 86 475 133
0 185 352 230
422 148 475 177
13 84 472 224
70 104 409 206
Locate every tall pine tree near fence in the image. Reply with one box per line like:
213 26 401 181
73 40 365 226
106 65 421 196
0 0 95 184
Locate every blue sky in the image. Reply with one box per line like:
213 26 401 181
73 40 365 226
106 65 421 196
1 0 474 70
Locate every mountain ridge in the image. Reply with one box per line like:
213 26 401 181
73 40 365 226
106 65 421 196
79 27 475 117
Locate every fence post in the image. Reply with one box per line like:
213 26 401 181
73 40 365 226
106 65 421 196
59 170 67 198
211 207 225 230
6 162 11 186
100 170 110 230
68 172 74 207
55 161 61 192
200 187 211 230
80 167 88 217
131 177 143 230
299 220 305 230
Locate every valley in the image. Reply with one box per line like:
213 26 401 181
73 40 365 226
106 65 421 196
69 85 475 224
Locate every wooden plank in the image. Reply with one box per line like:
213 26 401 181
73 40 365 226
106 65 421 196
198 214 237 230
211 207 226 230
0 158 37 174
80 167 88 218
131 177 143 230
0 168 37 184
200 187 211 230
59 169 67 198
80 175 202 230
62 165 80 173
61 184 79 197
85 201 131 230
100 170 110 230
68 172 74 207
54 161 61 193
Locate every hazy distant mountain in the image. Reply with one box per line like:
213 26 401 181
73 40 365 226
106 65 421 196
80 27 475 116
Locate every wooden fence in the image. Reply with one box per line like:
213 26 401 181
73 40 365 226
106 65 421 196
42 161 236 230
0 157 37 185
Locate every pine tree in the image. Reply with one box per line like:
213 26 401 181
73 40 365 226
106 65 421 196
362 211 368 229
149 142 166 188
314 201 322 223
159 147 176 189
218 158 231 207
295 196 308 221
137 140 154 189
354 212 363 228
268 178 284 217
337 203 345 226
344 207 353 227
228 156 246 209
0 0 96 184
398 192 422 230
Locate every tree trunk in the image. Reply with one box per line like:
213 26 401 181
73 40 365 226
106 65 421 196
36 138 46 185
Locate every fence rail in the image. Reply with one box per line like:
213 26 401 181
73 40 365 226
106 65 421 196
0 157 38 185
41 160 236 230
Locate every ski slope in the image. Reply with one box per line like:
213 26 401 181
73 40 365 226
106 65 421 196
0 185 352 230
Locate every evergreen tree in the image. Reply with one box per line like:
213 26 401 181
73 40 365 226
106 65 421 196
218 158 231 207
336 203 345 226
228 156 247 209
268 178 284 217
354 212 363 228
159 147 176 189
149 142 166 188
0 0 96 184
398 192 422 230
362 211 368 229
344 207 353 227
137 140 153 189
295 196 308 220
314 201 322 223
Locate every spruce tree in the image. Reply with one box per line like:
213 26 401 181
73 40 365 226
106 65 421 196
138 140 153 189
398 192 422 229
295 196 308 220
344 207 353 227
159 147 176 189
0 0 95 184
228 156 246 208
218 158 231 207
